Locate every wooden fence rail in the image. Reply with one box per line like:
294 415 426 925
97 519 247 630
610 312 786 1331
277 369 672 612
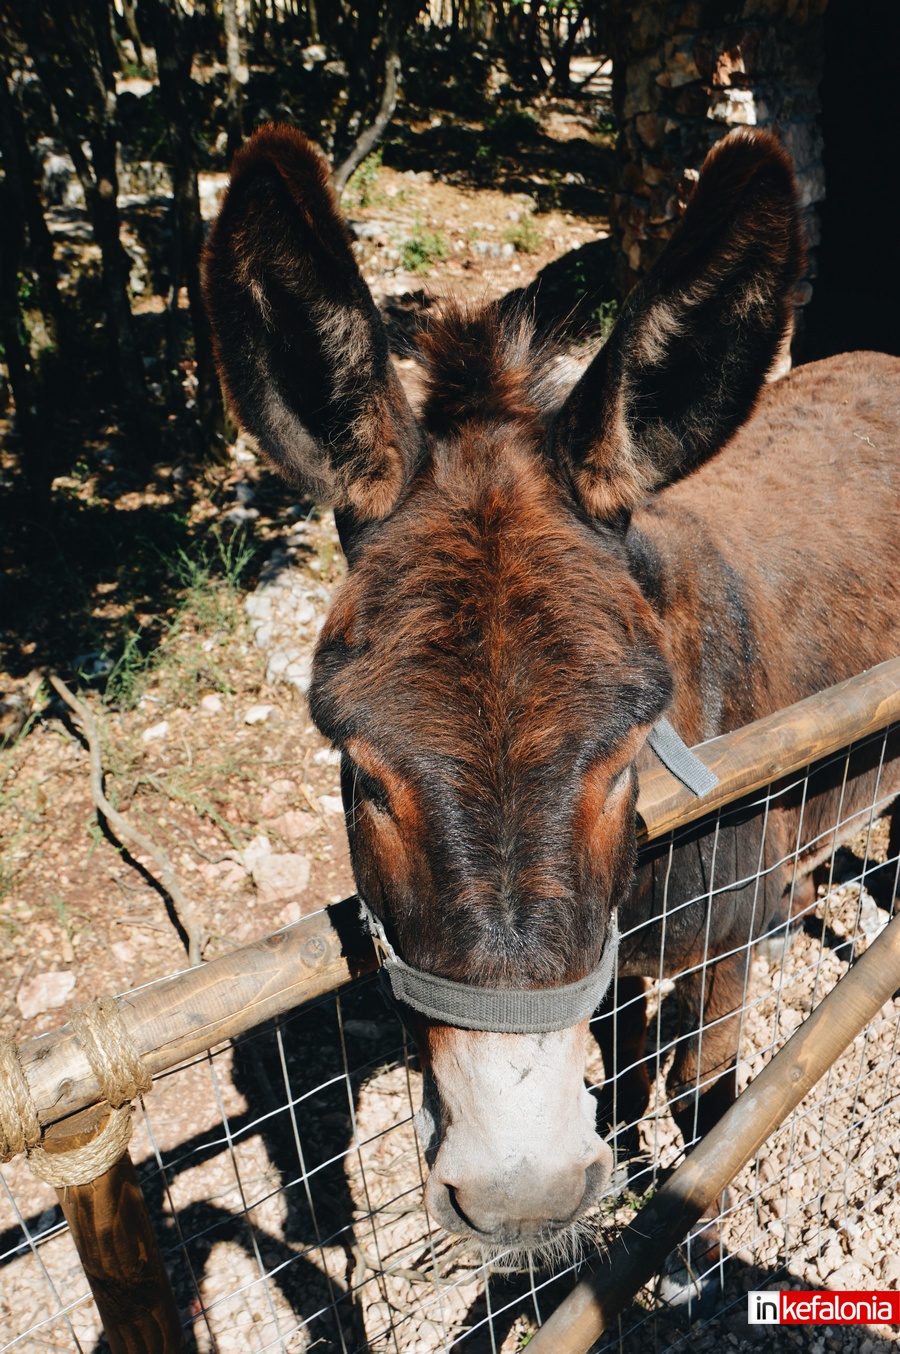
14 654 900 1133
2 655 899 1354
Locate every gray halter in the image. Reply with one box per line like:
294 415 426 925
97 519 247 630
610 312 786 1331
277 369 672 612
358 720 717 1034
646 716 719 797
360 896 619 1034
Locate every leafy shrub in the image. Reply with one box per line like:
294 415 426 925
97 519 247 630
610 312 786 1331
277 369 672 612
485 103 539 148
504 216 542 254
401 224 449 275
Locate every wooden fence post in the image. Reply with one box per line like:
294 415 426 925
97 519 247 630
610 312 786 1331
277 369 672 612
44 1104 186 1354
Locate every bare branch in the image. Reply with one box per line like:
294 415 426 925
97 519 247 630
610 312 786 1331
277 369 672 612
331 40 401 198
48 674 207 967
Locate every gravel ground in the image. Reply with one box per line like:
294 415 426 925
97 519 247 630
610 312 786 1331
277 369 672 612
2 845 898 1353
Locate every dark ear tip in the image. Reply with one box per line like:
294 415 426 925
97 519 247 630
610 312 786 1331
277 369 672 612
673 125 805 278
698 126 798 202
228 122 334 194
705 125 793 168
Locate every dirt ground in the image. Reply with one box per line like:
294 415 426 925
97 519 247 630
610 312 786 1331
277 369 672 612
0 71 615 1048
2 64 899 1354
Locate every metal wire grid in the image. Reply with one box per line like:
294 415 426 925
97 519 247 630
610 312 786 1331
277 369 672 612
1 727 899 1353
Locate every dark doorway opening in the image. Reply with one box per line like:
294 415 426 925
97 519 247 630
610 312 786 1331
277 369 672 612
804 0 900 359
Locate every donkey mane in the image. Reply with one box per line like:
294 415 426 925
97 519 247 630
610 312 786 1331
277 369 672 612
416 303 569 439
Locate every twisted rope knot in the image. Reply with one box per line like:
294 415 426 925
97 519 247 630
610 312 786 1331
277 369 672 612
0 996 152 1186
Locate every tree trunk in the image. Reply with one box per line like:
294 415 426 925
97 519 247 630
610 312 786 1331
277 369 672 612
121 0 148 69
330 0 425 195
0 46 64 506
16 0 147 414
0 48 65 346
141 0 226 460
525 1 549 90
222 0 244 161
331 32 402 196
0 174 47 505
549 3 587 94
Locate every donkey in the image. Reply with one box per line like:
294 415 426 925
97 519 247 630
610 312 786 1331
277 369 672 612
203 124 900 1255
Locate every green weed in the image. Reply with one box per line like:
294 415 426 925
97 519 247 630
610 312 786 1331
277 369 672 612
345 148 384 209
101 629 148 711
99 526 257 712
592 111 617 144
401 223 449 275
504 216 542 255
593 298 619 342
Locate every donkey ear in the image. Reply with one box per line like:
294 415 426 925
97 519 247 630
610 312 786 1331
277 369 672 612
203 124 421 521
551 129 804 519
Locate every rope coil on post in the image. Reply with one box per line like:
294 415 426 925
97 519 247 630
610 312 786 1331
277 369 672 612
0 996 151 1186
69 996 152 1107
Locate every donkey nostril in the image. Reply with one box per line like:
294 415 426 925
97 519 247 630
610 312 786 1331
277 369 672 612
449 1168 588 1238
445 1184 480 1233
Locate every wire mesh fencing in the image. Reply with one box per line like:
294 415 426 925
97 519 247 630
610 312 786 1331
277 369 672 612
2 720 899 1354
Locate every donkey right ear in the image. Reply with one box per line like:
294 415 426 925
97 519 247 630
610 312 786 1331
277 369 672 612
203 125 421 521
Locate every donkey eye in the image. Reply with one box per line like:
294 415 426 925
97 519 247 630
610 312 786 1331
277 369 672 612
351 764 391 815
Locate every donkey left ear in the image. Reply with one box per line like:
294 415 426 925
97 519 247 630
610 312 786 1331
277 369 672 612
203 124 421 522
551 129 804 519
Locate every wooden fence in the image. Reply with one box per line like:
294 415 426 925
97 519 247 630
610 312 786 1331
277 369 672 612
1 655 899 1353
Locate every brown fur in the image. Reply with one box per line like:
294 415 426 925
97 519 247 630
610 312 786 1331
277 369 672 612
552 128 805 518
204 126 900 1218
202 125 421 520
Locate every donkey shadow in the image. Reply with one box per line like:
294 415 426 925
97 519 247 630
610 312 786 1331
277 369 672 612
64 977 403 1353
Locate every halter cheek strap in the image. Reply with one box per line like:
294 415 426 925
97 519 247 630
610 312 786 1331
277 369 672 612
359 897 619 1034
647 717 719 797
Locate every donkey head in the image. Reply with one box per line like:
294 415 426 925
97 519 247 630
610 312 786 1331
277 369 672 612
204 125 801 1252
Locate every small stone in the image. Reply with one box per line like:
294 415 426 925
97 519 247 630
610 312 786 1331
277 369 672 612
222 505 258 525
251 852 311 904
199 693 223 716
197 859 245 890
245 594 272 621
284 654 313 694
880 1254 900 1287
270 810 317 845
320 794 345 816
817 1243 842 1280
266 650 292 679
313 747 341 766
244 704 273 725
142 720 169 743
111 941 135 964
17 970 76 1020
830 1260 865 1290
242 834 272 874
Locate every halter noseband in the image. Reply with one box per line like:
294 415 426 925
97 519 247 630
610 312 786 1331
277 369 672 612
358 720 717 1034
360 896 620 1034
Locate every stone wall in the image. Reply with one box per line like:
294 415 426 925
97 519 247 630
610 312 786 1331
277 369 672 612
608 0 827 355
